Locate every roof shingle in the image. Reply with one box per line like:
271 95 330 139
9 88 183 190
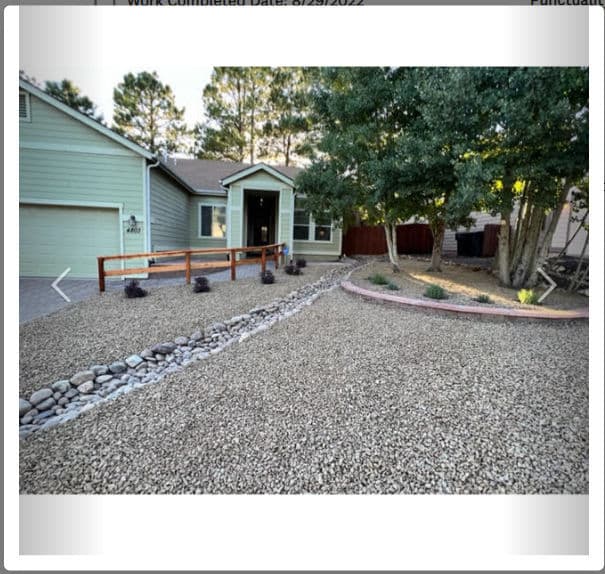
165 158 302 192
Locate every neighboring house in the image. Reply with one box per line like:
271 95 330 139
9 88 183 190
18 80 342 279
442 193 589 257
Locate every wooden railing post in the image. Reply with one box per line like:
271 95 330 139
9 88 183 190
261 247 266 273
230 249 236 281
97 257 106 293
185 251 191 284
273 246 279 270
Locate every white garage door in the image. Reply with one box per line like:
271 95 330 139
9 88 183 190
19 204 121 278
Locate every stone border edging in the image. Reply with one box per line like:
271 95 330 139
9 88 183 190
341 281 589 320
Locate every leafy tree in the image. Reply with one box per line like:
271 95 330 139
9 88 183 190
390 68 497 271
193 67 271 163
44 79 103 122
475 67 588 287
296 67 419 272
297 67 494 272
113 71 188 155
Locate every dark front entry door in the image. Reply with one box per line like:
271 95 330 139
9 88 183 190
246 193 277 248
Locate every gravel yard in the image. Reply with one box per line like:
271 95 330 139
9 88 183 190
20 287 588 494
353 259 588 311
19 264 340 398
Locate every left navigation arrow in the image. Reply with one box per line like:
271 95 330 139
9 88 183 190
51 268 71 302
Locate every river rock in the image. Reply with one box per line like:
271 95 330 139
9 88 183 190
36 397 56 412
151 342 177 354
70 370 95 387
125 354 144 368
96 374 114 385
29 388 52 406
19 398 32 416
174 336 188 346
77 381 95 394
51 380 71 393
109 361 127 374
90 364 109 376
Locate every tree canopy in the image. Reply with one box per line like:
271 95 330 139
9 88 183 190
44 79 104 122
296 66 588 284
193 67 315 166
113 71 188 156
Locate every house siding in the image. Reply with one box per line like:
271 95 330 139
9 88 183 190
21 93 136 154
150 170 190 252
189 195 228 251
19 92 147 277
293 226 342 257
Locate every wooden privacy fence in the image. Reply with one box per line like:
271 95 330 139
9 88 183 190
343 223 434 256
97 243 285 293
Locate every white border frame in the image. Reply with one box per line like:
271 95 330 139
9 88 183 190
5 5 603 571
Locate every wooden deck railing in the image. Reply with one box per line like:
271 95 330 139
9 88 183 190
97 243 285 292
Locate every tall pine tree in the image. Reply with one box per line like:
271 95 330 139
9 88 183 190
193 67 271 164
45 79 104 122
113 71 188 156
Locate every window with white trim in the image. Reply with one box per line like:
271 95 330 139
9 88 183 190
293 196 332 242
293 197 310 240
19 92 31 121
199 203 227 238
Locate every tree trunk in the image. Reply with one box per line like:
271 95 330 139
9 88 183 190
510 187 530 272
427 221 445 272
497 210 512 286
384 223 400 272
554 209 588 261
527 182 569 286
511 207 544 288
568 233 589 291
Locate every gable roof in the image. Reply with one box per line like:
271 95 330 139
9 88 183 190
168 159 303 193
221 162 301 187
19 78 155 160
19 78 198 194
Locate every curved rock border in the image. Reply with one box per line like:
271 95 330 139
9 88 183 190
19 262 362 440
341 281 589 321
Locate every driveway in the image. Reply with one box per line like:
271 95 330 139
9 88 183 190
19 261 279 324
20 288 588 494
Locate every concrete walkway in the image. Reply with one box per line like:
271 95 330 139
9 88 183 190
19 261 278 324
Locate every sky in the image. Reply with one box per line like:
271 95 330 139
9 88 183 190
20 8 215 129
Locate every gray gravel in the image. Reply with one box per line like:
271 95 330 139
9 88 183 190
19 288 588 494
19 264 340 398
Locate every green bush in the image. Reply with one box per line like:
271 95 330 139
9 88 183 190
368 273 389 285
517 288 540 305
474 294 492 304
385 282 400 291
424 284 447 300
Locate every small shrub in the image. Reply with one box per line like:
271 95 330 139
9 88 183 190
368 273 389 286
124 279 147 298
296 258 307 268
517 288 540 305
285 261 302 275
193 276 210 293
385 282 400 291
260 270 275 284
474 294 492 304
424 284 447 300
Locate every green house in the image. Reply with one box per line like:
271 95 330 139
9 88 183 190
18 79 342 279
